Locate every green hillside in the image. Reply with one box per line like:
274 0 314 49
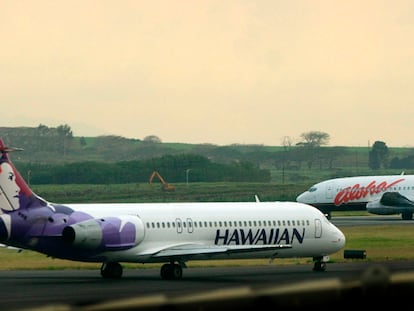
2 125 414 186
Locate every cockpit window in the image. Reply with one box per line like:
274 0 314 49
308 187 317 192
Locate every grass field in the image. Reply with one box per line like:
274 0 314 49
1 224 413 271
31 181 308 203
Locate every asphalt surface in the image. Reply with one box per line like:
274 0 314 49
1 215 413 310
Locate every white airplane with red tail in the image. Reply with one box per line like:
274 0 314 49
296 173 414 220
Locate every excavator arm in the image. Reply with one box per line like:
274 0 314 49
149 171 175 191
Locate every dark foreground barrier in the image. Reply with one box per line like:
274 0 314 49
69 265 414 309
344 249 367 259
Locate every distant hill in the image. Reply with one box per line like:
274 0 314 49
2 126 413 180
0 126 281 167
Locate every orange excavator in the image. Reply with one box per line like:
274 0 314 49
149 171 175 192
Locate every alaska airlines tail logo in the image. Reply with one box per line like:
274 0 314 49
334 178 405 206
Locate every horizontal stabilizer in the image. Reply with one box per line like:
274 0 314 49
0 146 23 154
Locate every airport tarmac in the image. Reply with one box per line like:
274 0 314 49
1 260 414 310
1 215 413 310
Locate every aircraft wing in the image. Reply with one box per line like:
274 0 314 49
150 243 292 259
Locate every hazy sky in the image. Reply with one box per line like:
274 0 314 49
1 1 414 147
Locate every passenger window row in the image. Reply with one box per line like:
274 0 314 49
145 219 311 229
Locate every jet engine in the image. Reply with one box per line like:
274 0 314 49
366 192 414 220
62 215 145 250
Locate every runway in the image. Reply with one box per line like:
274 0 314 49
330 214 414 226
1 215 414 310
2 261 414 310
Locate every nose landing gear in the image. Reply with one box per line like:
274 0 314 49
312 256 330 272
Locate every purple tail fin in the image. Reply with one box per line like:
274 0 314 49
0 138 45 213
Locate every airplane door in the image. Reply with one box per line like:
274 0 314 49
314 218 322 238
325 181 335 200
187 218 193 233
176 218 183 234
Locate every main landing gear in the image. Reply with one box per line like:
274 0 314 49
312 256 330 272
100 261 184 280
401 212 413 220
101 262 123 279
160 262 183 280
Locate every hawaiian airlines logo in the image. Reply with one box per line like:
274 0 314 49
214 227 305 245
334 178 405 206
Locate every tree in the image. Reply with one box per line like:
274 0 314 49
37 124 49 136
57 124 73 156
57 124 73 138
297 131 330 147
143 135 162 143
280 136 293 183
296 131 330 170
369 141 389 170
281 136 293 149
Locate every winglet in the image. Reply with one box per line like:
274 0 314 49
255 195 260 202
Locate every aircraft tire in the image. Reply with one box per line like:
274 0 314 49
312 261 326 272
160 263 183 280
160 263 169 279
171 264 183 280
101 262 123 279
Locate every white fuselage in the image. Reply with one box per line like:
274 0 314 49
64 201 345 263
296 174 414 218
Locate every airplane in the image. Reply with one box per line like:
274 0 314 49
0 138 345 280
296 173 414 220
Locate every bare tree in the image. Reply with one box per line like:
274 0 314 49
281 136 293 149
